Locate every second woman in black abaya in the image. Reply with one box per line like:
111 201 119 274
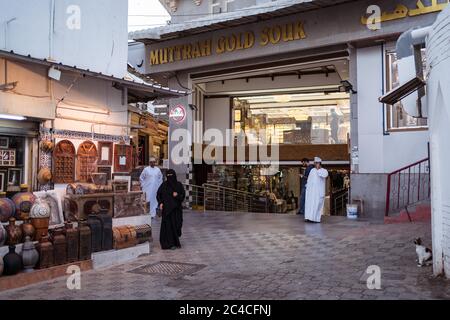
156 169 185 250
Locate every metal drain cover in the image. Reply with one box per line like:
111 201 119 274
129 261 206 277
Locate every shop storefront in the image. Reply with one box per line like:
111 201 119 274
130 0 442 219
0 50 184 285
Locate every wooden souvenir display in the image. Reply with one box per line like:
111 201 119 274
0 149 16 167
114 144 132 173
112 225 137 250
97 166 112 181
76 141 98 182
66 183 113 195
36 236 55 269
78 221 92 261
64 223 79 263
97 142 113 166
98 213 113 251
113 192 146 218
64 193 114 221
53 140 76 184
135 224 152 244
87 215 103 253
112 180 129 193
49 228 67 266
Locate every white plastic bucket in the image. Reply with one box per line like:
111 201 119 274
346 204 358 219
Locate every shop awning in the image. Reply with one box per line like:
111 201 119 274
129 0 359 43
0 50 187 100
379 76 425 105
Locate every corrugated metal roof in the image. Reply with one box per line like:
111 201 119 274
0 50 187 97
129 0 358 43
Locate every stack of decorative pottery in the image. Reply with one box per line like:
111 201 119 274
0 219 7 247
0 253 3 276
11 185 36 221
2 245 22 276
29 197 51 242
0 192 16 223
21 236 39 272
5 218 22 246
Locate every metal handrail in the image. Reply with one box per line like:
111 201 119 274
385 158 430 216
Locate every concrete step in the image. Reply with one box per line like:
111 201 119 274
384 202 431 224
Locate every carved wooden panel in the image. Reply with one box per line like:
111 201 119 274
76 141 98 182
53 140 75 183
114 144 133 173
97 141 113 166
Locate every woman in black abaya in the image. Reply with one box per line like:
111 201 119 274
156 169 185 250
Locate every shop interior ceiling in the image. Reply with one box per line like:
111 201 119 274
194 59 348 99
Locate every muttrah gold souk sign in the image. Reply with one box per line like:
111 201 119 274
149 21 306 66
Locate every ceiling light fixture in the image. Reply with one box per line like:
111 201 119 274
274 95 292 103
0 113 26 121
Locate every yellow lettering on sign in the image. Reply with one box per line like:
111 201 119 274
216 36 226 54
294 21 306 40
200 39 212 56
192 42 202 58
226 34 237 52
260 27 269 46
149 21 306 64
182 44 192 60
282 24 294 41
244 32 255 49
150 50 159 65
269 25 282 44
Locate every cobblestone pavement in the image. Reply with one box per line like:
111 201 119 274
1 211 449 300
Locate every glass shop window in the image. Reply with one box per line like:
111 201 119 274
385 50 428 131
0 135 26 193
232 94 351 145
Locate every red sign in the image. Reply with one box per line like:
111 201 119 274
169 104 186 124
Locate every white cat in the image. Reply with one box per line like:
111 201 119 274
414 238 432 267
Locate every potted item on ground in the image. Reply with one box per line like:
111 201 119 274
29 197 51 241
36 235 54 269
78 221 92 261
21 236 39 272
21 217 36 241
0 192 15 223
0 219 7 247
0 254 3 276
3 245 22 275
11 185 36 220
49 228 67 266
5 217 22 246
64 222 79 263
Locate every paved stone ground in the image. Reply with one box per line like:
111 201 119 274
1 211 449 300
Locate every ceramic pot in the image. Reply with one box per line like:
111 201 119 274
11 186 36 220
0 222 7 247
36 235 54 269
21 218 36 241
3 245 22 275
21 236 39 272
30 198 51 242
0 255 4 276
5 218 22 246
0 192 16 223
37 168 52 185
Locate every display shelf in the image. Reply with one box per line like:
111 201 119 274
0 260 92 291
91 242 150 270
112 215 151 227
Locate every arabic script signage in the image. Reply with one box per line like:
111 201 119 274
361 0 449 27
150 21 306 65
